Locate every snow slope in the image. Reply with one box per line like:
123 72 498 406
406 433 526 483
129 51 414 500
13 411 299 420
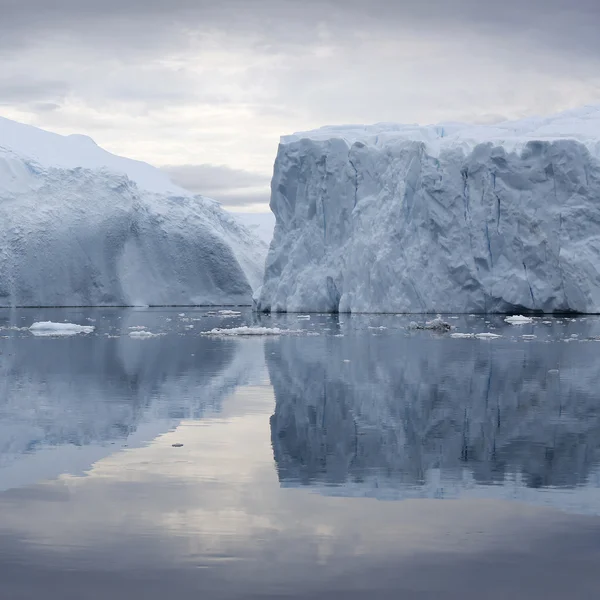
257 105 600 313
232 211 275 246
0 117 267 306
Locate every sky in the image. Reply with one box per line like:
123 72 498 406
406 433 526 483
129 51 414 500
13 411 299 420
1 0 600 211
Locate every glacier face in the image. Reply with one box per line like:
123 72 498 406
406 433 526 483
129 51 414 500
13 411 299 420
0 118 267 307
257 105 600 313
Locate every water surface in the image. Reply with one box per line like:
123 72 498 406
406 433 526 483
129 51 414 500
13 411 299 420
1 308 600 598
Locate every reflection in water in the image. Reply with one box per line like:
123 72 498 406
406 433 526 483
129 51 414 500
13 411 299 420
1 311 600 598
268 332 600 505
0 308 263 489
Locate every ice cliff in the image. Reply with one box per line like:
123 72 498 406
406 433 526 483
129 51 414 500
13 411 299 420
0 117 267 307
257 105 600 313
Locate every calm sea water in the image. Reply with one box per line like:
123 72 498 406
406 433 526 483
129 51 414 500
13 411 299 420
1 308 600 599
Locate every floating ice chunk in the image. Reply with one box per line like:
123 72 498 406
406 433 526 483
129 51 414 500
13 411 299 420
451 332 502 339
218 310 242 316
410 316 452 332
128 331 164 339
29 322 95 336
522 334 537 340
505 315 534 325
128 326 147 330
297 315 311 320
202 326 302 336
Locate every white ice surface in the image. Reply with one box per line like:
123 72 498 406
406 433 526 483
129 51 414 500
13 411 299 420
505 315 535 324
202 326 302 336
232 212 275 246
29 321 95 336
128 331 164 339
0 117 268 306
257 104 600 313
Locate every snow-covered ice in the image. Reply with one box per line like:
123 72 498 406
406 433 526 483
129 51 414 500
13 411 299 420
232 212 275 246
257 105 600 313
29 321 95 336
128 331 164 339
505 315 535 324
0 117 268 307
202 326 302 336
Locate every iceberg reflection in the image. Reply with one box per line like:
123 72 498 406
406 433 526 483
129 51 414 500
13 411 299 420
268 332 600 505
0 309 262 490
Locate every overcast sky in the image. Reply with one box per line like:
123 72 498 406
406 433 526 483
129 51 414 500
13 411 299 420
2 0 600 210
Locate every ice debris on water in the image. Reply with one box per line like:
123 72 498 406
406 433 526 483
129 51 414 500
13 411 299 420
201 326 302 337
505 315 535 324
410 316 452 332
29 322 95 336
128 331 164 339
450 332 502 340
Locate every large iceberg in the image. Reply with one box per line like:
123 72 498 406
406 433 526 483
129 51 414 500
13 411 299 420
0 117 267 307
257 105 600 313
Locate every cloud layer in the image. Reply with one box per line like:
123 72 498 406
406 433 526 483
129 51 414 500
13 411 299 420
2 1 600 207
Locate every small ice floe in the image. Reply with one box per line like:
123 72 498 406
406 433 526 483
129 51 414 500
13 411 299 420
128 331 164 339
410 315 452 332
450 332 502 340
297 315 311 320
368 326 387 330
343 359 351 363
128 326 147 330
29 322 95 336
522 334 537 340
548 369 560 375
178 313 186 317
201 326 302 336
504 315 534 325
542 321 553 325
218 310 242 317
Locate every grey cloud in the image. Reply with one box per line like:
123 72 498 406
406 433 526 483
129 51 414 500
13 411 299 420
2 1 600 56
162 164 271 206
0 78 68 106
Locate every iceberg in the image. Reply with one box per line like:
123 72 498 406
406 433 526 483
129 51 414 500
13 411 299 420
257 105 600 313
29 321 95 336
0 117 267 307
